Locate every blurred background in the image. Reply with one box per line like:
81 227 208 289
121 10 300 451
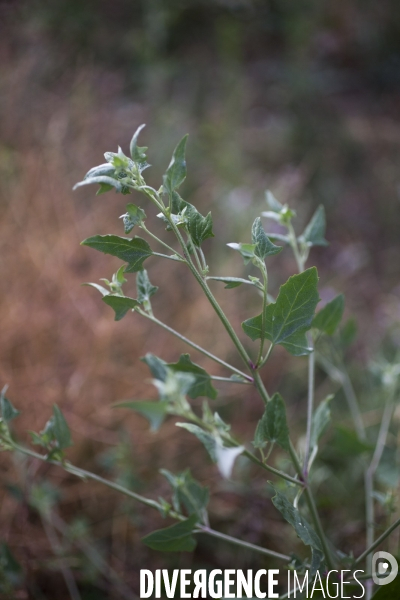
1 0 400 597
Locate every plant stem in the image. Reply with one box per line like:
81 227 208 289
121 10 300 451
259 343 274 369
242 448 302 486
136 310 253 382
364 382 397 585
10 442 290 563
354 516 400 567
256 264 268 367
210 375 252 385
288 441 335 571
167 218 254 370
140 223 183 259
152 251 185 262
303 336 315 473
197 525 291 562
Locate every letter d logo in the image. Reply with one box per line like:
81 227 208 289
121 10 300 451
372 551 398 586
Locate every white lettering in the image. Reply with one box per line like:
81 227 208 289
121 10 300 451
268 569 279 598
237 569 253 598
193 569 207 598
140 570 153 599
254 569 266 599
209 569 223 599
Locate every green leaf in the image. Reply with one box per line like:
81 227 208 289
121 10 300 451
207 276 246 289
167 354 217 400
115 400 168 431
242 267 319 356
310 395 333 451
227 242 257 265
141 353 168 382
187 210 214 248
340 318 358 348
102 295 139 321
265 190 284 213
254 393 290 451
176 423 217 461
120 204 146 234
129 124 148 162
81 235 152 273
82 282 109 296
0 392 20 423
271 487 324 570
313 294 344 335
84 163 116 179
332 426 372 456
251 217 282 259
142 514 197 552
300 205 328 247
136 269 158 306
163 135 188 195
52 405 72 450
73 175 122 193
160 469 209 519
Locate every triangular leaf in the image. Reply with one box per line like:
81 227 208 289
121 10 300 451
163 135 188 195
310 395 333 451
271 487 324 565
142 514 197 552
129 124 147 162
81 235 152 273
300 205 328 247
120 204 146 234
227 242 257 265
160 469 209 519
242 268 319 356
52 405 72 450
253 393 290 451
265 190 284 213
73 175 122 193
167 354 217 400
251 217 282 259
115 400 168 431
141 354 168 382
136 269 158 307
0 391 20 423
84 163 115 180
313 294 344 335
187 210 214 248
176 423 217 461
102 295 139 321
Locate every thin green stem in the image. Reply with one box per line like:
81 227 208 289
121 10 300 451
135 309 253 382
140 223 183 259
303 337 315 473
210 375 252 385
242 448 302 486
365 382 397 582
259 343 274 369
9 441 291 563
253 370 271 404
198 247 208 272
197 525 291 562
354 516 400 567
256 264 268 367
288 441 335 571
167 217 254 371
152 251 186 262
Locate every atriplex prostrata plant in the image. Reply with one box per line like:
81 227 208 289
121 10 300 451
1 125 399 598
